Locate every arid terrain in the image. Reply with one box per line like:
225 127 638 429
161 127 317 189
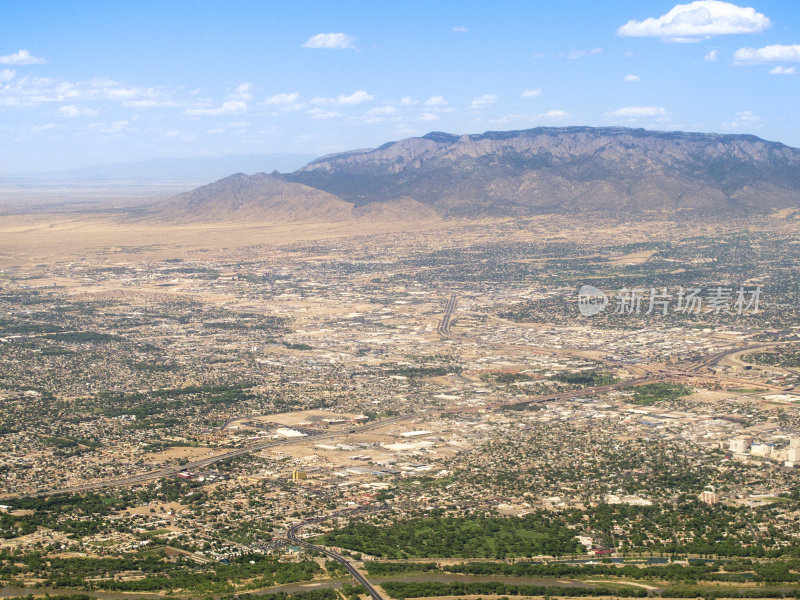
2 189 800 599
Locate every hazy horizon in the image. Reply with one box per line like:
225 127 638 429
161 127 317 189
2 0 799 175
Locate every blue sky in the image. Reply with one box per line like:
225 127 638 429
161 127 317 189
1 0 799 175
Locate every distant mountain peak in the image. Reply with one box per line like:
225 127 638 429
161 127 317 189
148 126 800 223
286 126 800 216
421 131 461 144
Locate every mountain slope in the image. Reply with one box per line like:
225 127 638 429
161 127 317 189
150 172 354 223
286 127 800 215
147 127 800 223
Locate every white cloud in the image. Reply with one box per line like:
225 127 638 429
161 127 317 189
185 100 247 116
161 129 197 142
265 92 300 105
265 92 305 111
486 114 528 127
230 82 254 101
0 75 176 111
365 105 396 116
606 106 669 118
306 107 341 120
207 121 251 134
31 123 60 133
88 120 130 134
624 74 640 82
470 94 498 109
563 47 603 59
81 80 166 102
618 1 770 42
400 96 417 105
723 110 762 128
770 65 795 75
734 44 800 64
453 25 468 32
704 50 719 61
123 99 181 108
58 105 99 118
418 112 439 122
184 83 255 116
312 90 374 106
521 88 542 98
363 105 398 123
423 95 448 107
302 33 356 49
538 109 569 118
337 90 373 105
103 87 144 100
0 49 46 65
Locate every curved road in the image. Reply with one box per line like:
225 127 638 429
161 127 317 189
287 519 385 600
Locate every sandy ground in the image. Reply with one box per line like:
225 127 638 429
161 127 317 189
125 500 186 516
143 446 229 464
0 213 448 267
3 205 799 270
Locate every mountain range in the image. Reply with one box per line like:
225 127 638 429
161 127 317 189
148 127 800 223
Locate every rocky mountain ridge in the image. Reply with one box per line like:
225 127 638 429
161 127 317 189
149 127 800 222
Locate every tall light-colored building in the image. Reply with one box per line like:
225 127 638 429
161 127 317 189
699 488 718 505
750 443 771 457
729 438 750 453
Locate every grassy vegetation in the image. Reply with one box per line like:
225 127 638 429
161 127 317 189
364 561 440 576
379 580 800 599
0 551 320 594
625 382 693 406
381 580 646 599
283 341 313 350
552 370 617 387
318 514 583 559
744 345 800 369
444 558 800 583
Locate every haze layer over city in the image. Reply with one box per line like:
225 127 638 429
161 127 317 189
1 2 800 600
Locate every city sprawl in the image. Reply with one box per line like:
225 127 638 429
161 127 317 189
1 215 800 599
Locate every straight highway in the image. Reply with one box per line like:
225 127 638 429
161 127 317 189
436 292 458 338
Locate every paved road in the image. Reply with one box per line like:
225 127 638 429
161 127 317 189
3 327 780 500
0 413 416 500
685 342 784 373
287 517 385 600
437 293 458 338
